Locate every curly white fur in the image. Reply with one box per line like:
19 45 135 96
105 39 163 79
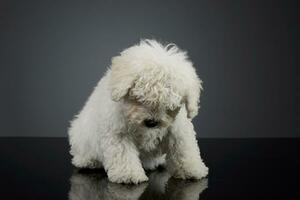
68 39 208 184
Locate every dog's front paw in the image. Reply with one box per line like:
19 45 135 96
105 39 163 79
188 162 209 179
107 169 149 184
172 161 209 180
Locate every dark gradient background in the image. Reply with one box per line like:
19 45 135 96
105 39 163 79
0 0 299 137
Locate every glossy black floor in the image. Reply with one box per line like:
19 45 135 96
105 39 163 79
0 138 299 200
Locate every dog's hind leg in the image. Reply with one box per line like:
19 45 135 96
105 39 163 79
70 143 103 169
72 154 102 169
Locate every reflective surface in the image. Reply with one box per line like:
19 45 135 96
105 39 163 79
70 168 207 200
0 138 299 199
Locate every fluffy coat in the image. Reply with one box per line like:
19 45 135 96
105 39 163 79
68 39 208 184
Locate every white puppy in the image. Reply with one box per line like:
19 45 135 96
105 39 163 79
68 39 208 184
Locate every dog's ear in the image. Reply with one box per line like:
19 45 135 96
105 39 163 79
109 56 137 101
185 77 203 119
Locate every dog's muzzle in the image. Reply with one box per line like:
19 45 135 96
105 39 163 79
143 119 159 128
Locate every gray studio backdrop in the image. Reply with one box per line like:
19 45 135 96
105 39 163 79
0 0 298 137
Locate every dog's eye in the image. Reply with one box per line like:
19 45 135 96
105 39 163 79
144 119 159 128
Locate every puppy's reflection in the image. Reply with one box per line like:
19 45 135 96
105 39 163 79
69 169 208 200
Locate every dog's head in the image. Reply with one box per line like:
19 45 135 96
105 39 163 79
120 96 181 135
109 39 202 132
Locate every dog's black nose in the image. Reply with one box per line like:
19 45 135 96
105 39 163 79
144 119 159 128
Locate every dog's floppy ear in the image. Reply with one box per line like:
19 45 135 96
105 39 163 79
109 56 137 101
185 76 203 119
